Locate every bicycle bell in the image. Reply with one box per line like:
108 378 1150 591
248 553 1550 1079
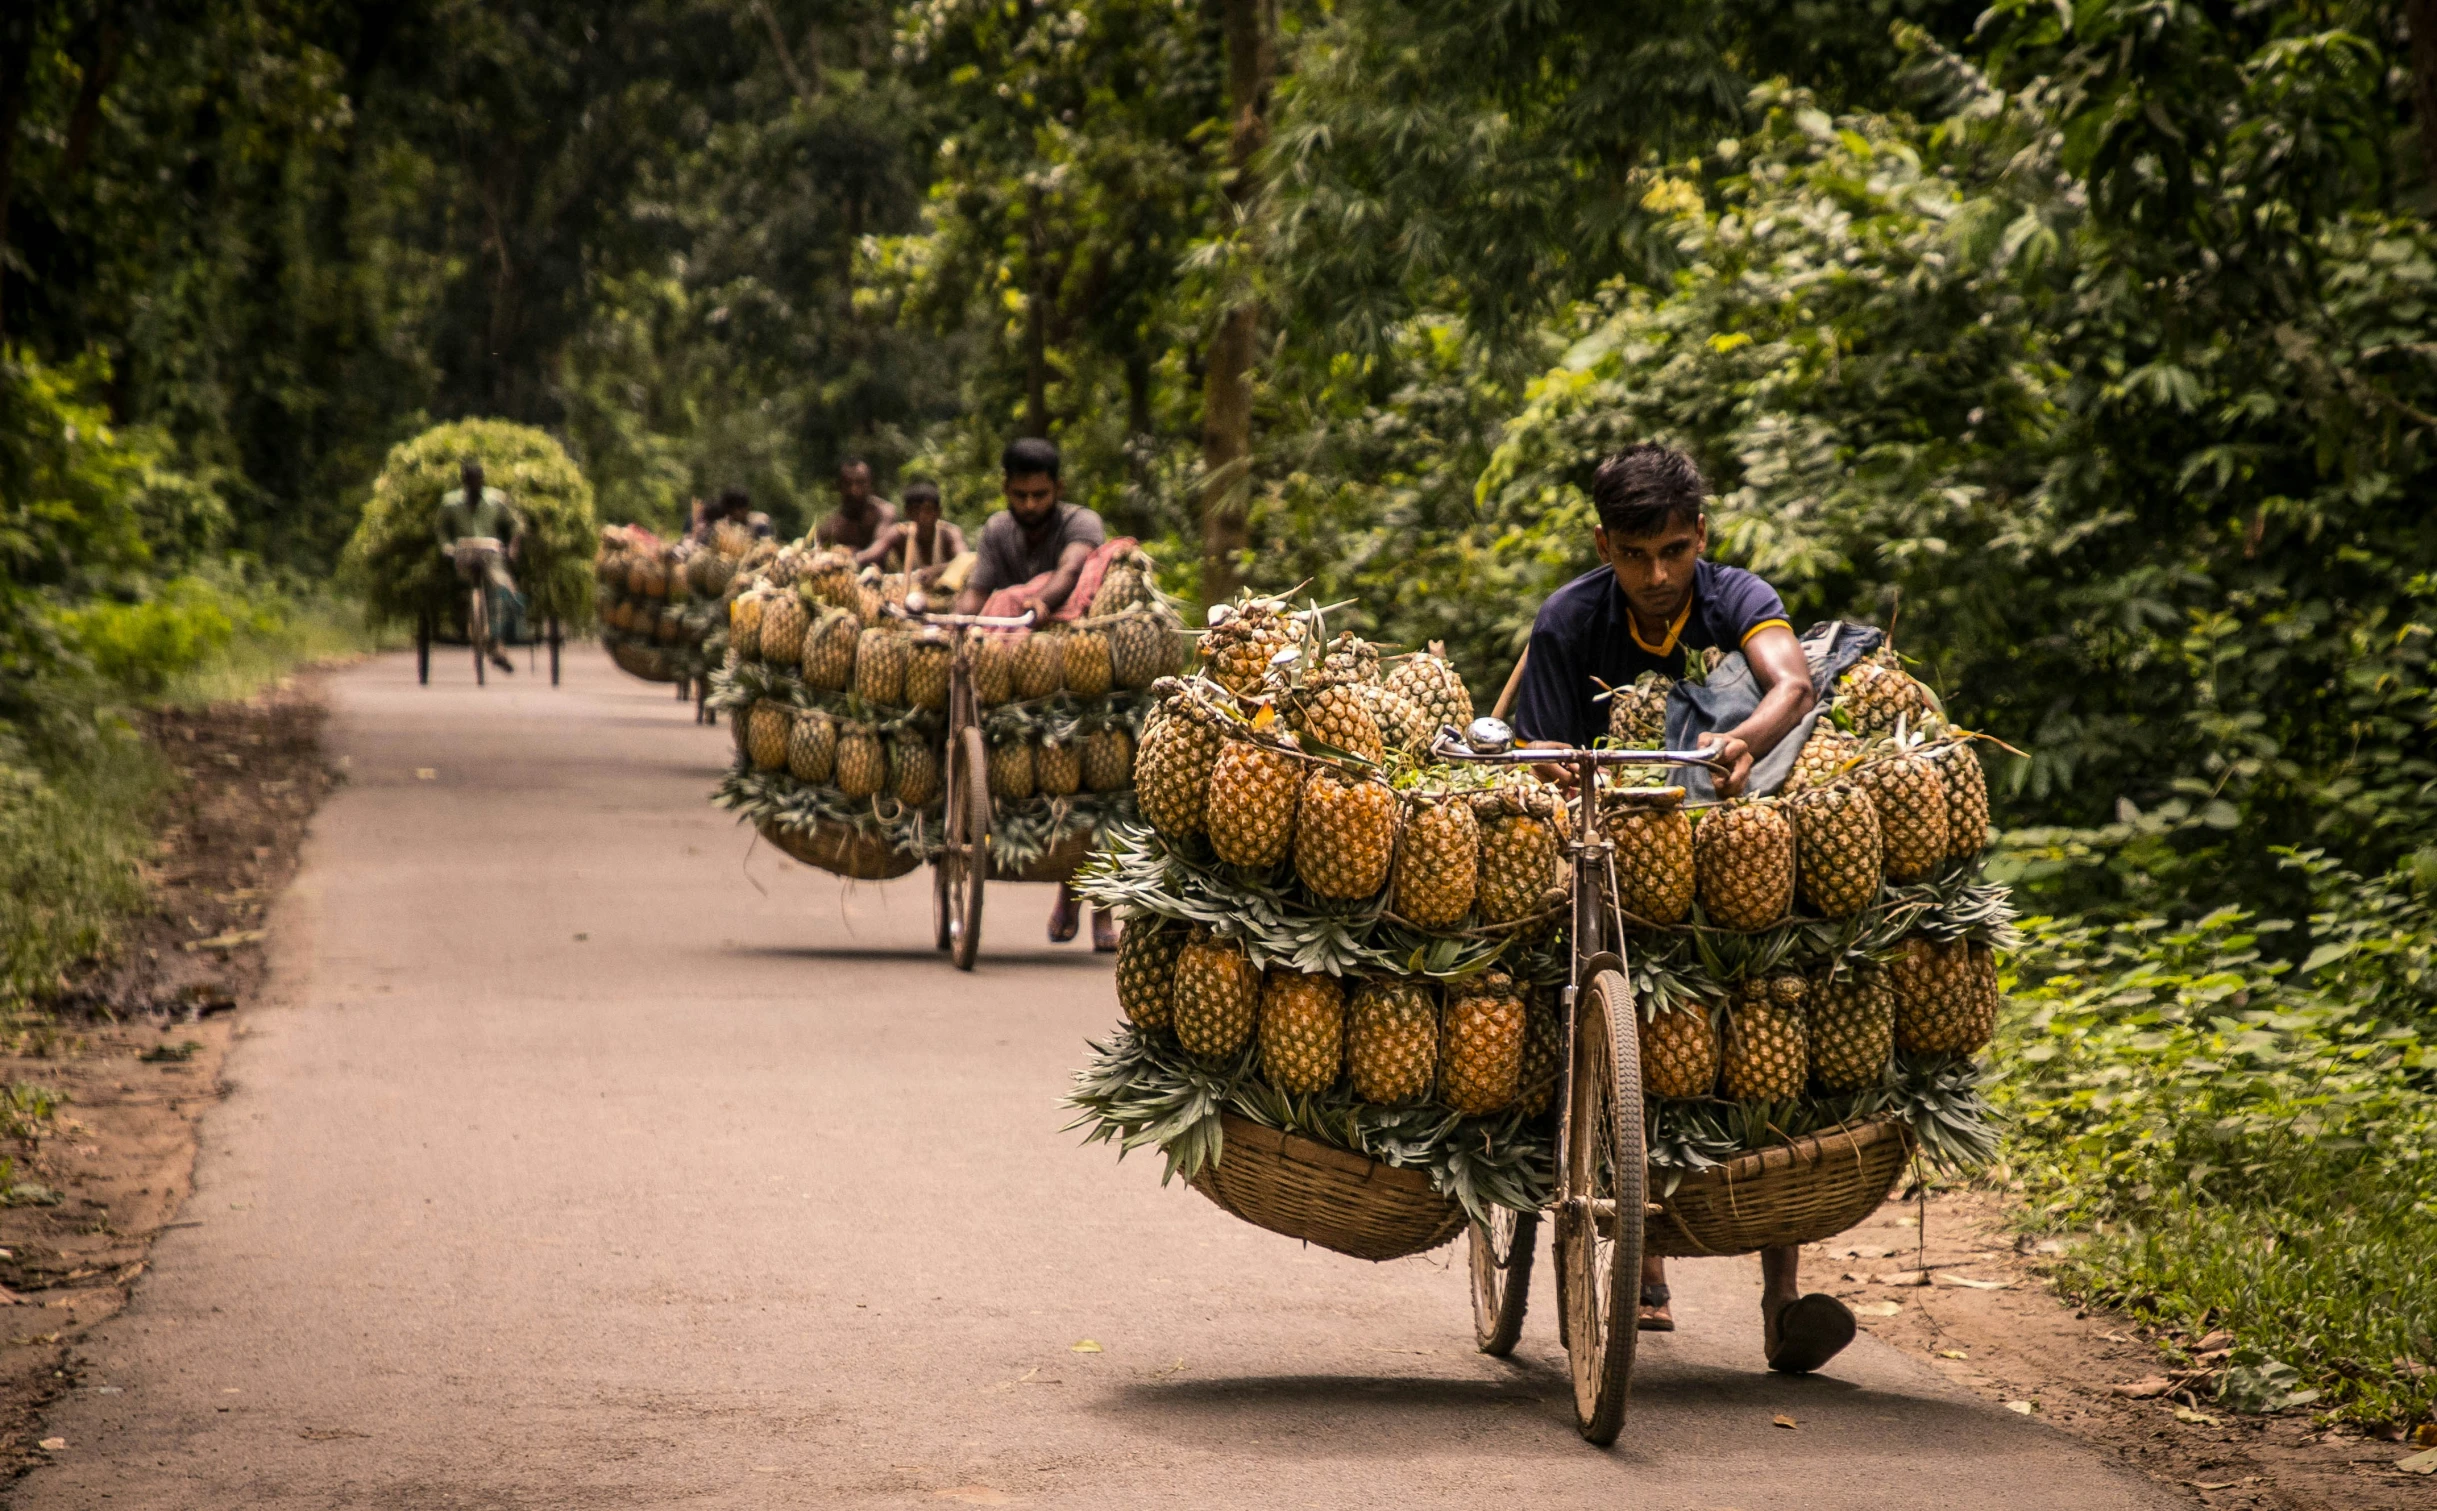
1465 716 1516 755
904 588 930 616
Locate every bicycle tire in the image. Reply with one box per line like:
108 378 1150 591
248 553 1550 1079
1468 1208 1538 1357
1558 968 1645 1445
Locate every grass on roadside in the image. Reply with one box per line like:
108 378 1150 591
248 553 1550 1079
1992 854 2435 1430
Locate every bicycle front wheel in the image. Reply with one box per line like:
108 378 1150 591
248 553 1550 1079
1558 967 1645 1445
470 590 489 686
1468 1207 1538 1356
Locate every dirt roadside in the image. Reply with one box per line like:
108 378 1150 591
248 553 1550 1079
1829 1189 2431 1511
0 682 337 1474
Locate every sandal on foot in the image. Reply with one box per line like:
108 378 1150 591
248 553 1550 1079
1765 1293 1856 1374
1637 1282 1675 1333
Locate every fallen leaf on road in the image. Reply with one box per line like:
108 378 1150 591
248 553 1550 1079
415 768 437 780
1939 1274 2013 1290
2195 1330 2234 1352
1070 1339 1102 1353
1154 1358 1185 1376
1857 1300 1903 1317
2184 1480 2241 1491
1873 1270 1928 1287
2005 1400 2036 1415
37 1438 62 1451
0 1286 21 1306
1772 1415 1798 1429
2174 1407 2221 1426
298 1428 368 1441
2396 1448 2437 1476
1939 1349 1970 1360
182 930 265 953
2111 1377 2175 1399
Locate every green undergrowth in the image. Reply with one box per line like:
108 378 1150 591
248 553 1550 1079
0 729 167 1017
1991 852 2435 1430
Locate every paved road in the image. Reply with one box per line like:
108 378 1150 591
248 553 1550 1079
17 651 2172 1509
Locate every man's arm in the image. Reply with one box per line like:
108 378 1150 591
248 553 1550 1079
1700 624 1815 797
1019 540 1096 618
853 523 903 569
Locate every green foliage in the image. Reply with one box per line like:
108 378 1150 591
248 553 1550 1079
1995 853 2436 1425
342 420 597 630
0 734 165 1016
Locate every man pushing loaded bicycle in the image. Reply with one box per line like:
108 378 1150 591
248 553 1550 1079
1509 443 1857 1374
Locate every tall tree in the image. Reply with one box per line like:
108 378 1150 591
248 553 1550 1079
1197 0 1273 603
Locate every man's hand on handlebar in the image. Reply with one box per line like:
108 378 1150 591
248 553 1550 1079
1522 740 1577 788
1702 732 1754 798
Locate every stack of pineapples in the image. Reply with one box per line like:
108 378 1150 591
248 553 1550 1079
709 542 1185 874
1069 614 2008 1221
593 523 750 683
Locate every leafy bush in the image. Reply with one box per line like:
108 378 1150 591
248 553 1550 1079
1996 854 2436 1426
0 736 163 1015
341 419 597 631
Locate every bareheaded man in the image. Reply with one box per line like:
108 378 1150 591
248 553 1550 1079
1512 442 1853 1373
435 458 525 676
956 438 1113 950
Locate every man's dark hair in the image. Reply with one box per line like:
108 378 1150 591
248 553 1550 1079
1001 436 1060 480
902 479 942 512
460 458 485 491
1589 444 1705 537
838 456 870 477
714 485 750 515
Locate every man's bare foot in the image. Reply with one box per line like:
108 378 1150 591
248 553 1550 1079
1048 885 1080 944
1090 908 1117 953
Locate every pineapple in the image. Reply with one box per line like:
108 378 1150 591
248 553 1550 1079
1932 741 1991 860
834 723 886 798
1605 799 1695 924
1011 629 1064 700
1606 671 1673 746
760 591 809 665
1172 929 1259 1060
1320 630 1382 685
1259 969 1346 1093
1473 791 1562 923
856 627 909 706
1035 738 1082 798
1786 783 1884 918
1517 994 1560 1116
1439 972 1525 1115
1288 677 1385 763
1135 704 1221 838
1967 943 2001 1044
1640 1002 1721 1099
1362 683 1435 757
903 634 952 712
1346 978 1438 1105
1890 936 1991 1053
1854 751 1950 882
891 735 942 807
1390 795 1479 926
1782 724 1860 794
1109 609 1183 689
1292 768 1399 900
800 608 860 691
1201 599 1295 695
1088 556 1155 615
785 710 837 784
1692 801 1795 930
1721 976 1809 1100
1383 642 1473 735
987 738 1036 801
1206 735 1302 868
1063 627 1114 697
729 592 765 661
969 633 1015 707
1080 727 1135 792
1808 970 1895 1091
747 700 791 772
1836 658 1932 736
1115 919 1187 1029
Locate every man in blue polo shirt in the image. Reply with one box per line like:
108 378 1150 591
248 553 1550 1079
1513 442 1853 1375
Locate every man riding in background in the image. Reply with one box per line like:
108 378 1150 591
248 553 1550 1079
1510 442 1854 1375
854 480 967 587
437 459 525 676
813 458 895 553
689 485 773 543
956 438 1114 951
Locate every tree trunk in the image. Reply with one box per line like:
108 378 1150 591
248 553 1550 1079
2412 0 2437 188
0 9 38 342
1025 183 1051 438
1197 0 1273 606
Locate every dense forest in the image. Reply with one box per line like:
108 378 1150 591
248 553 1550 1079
4 0 2435 1424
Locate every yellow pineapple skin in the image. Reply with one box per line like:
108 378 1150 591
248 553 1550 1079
1890 935 1991 1053
1206 737 1302 869
1606 802 1694 924
1259 969 1346 1093
1346 978 1439 1105
1438 976 1524 1115
1693 802 1795 930
1115 920 1187 1029
1391 798 1479 926
1856 753 1950 882
1136 706 1219 838
1293 768 1398 900
1787 784 1884 918
1172 933 1259 1059
1721 979 1808 1100
1639 1004 1720 1099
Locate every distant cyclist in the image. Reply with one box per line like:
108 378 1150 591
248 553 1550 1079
437 459 525 676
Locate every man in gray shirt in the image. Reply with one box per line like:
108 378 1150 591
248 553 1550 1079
954 438 1105 618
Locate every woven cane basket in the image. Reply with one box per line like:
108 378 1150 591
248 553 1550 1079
1187 1113 1469 1262
756 818 922 882
606 639 682 683
1646 1115 1912 1258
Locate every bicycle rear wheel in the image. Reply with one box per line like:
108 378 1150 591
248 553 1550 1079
470 590 488 686
938 725 989 970
1557 967 1645 1445
1468 1208 1538 1356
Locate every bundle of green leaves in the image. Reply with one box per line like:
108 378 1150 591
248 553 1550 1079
342 421 597 632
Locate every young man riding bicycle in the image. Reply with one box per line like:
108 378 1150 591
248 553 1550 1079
437 459 526 676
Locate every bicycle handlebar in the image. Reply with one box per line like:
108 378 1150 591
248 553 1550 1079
883 600 1038 631
1429 726 1732 777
